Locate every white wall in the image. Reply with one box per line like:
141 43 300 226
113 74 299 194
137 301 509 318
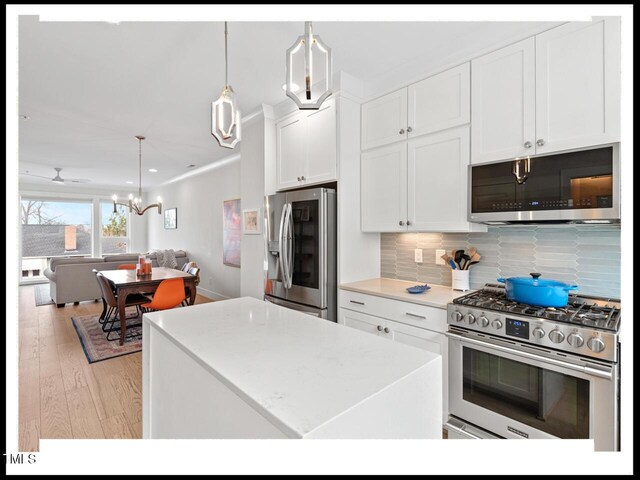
147 159 241 301
240 106 275 299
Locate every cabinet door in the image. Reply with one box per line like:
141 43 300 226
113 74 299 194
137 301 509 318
408 63 470 138
361 143 408 232
338 308 383 337
535 18 621 154
471 38 536 164
361 89 407 150
276 114 306 190
383 319 448 422
407 126 472 232
304 99 337 185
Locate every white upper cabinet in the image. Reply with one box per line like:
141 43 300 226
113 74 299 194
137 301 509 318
361 143 407 232
361 89 408 151
361 126 482 233
471 38 536 164
276 98 337 191
407 126 471 231
361 63 470 151
408 63 470 139
471 18 621 164
535 18 621 154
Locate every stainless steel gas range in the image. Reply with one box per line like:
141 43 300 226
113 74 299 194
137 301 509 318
444 284 620 451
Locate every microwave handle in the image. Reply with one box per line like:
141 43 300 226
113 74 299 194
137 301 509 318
446 331 613 380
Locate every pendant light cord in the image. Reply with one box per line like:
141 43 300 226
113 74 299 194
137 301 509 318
224 21 228 88
138 137 142 199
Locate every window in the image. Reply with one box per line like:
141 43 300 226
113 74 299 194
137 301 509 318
21 199 93 280
100 202 129 254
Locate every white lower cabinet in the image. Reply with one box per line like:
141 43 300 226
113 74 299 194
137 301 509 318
339 301 448 423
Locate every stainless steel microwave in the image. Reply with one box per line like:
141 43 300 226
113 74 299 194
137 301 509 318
468 144 620 224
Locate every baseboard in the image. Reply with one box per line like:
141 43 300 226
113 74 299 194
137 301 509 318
196 286 230 302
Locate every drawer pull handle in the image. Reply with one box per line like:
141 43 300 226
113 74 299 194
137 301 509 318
349 300 365 305
406 312 426 319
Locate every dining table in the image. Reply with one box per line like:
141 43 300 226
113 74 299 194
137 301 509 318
99 267 198 345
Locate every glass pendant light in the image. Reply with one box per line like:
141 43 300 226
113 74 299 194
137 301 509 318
285 21 333 110
212 21 241 149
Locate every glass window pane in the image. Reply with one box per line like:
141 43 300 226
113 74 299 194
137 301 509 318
21 199 93 280
101 202 129 254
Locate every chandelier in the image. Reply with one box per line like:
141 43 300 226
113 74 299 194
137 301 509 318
285 21 333 110
112 135 162 215
211 21 241 149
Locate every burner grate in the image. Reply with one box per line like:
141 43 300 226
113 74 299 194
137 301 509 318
452 284 621 332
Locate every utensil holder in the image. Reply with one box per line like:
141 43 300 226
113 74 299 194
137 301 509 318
452 269 470 291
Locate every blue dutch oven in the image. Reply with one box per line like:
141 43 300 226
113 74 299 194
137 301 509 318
497 273 579 307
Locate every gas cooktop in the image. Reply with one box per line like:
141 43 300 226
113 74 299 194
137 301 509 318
453 283 621 332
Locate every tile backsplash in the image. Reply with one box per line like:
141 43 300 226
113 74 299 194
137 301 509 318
380 226 621 299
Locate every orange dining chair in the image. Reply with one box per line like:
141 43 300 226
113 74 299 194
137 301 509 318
141 277 186 312
118 264 136 270
93 270 149 341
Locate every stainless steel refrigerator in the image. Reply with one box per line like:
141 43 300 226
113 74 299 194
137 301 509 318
264 187 337 322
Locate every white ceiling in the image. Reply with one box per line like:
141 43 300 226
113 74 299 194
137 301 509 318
18 17 560 190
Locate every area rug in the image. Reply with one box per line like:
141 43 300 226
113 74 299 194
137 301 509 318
34 283 55 306
71 311 142 363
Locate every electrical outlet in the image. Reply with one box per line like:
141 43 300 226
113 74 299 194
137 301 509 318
414 249 423 263
435 249 446 265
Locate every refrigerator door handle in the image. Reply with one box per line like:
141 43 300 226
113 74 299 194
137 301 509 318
278 204 288 289
287 203 294 289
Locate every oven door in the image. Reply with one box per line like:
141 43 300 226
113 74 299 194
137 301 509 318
448 330 618 451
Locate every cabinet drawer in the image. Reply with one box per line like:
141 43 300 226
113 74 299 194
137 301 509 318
339 289 447 333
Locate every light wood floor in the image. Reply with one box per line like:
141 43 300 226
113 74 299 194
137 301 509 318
17 284 213 451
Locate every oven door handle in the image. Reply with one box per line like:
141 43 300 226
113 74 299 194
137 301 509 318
446 331 614 380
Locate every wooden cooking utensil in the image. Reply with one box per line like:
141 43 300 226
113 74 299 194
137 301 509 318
468 247 477 258
465 253 481 269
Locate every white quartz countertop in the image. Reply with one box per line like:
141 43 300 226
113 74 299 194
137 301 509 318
339 278 472 309
143 296 439 438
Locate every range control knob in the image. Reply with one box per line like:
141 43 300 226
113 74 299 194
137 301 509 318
548 329 565 344
587 336 606 353
532 327 545 339
567 332 584 348
477 315 489 328
492 319 503 330
531 327 545 338
465 313 476 325
450 311 463 322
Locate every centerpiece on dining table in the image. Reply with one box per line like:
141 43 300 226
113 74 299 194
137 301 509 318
136 255 152 277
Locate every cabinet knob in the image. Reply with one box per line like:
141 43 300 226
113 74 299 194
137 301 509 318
301 175 305 180
399 128 405 135
297 176 301 181
536 139 545 147
407 126 413 133
384 327 390 333
399 220 405 226
377 325 383 332
406 220 411 226
524 141 532 148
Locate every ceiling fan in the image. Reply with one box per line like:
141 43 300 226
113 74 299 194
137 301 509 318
21 167 91 184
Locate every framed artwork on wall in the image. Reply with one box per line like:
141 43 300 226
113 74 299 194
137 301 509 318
164 208 177 229
242 208 261 235
223 198 241 267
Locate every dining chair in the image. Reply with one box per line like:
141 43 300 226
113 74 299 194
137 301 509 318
93 270 149 341
141 277 186 312
118 264 136 270
181 266 200 306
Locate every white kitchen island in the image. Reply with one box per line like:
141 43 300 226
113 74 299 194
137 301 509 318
142 297 442 439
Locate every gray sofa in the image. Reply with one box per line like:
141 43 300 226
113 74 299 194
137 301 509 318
43 250 189 307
